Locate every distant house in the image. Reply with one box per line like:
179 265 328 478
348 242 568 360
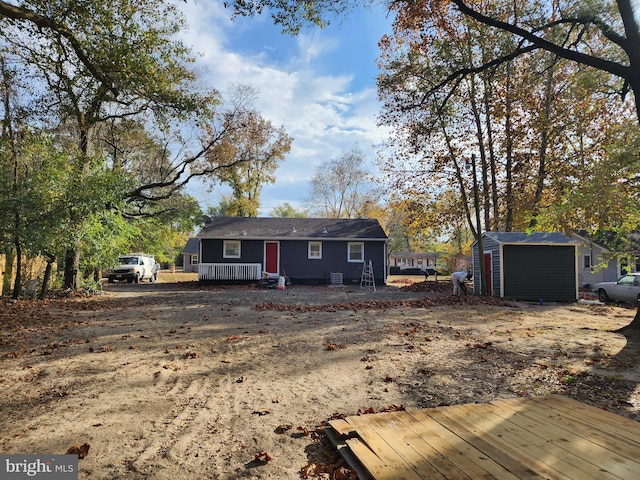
571 232 640 288
181 238 200 273
196 217 388 285
472 232 577 302
389 252 443 274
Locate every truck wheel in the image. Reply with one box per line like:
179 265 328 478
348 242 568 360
151 273 157 283
134 274 139 284
108 277 114 284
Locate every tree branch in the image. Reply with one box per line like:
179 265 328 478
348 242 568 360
450 0 631 80
0 0 119 96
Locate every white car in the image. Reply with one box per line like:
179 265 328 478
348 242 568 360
594 273 640 304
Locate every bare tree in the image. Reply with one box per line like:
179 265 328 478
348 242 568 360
307 148 374 218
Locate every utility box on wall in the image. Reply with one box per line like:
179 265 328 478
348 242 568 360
472 232 578 302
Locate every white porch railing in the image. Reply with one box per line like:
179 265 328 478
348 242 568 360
199 263 262 281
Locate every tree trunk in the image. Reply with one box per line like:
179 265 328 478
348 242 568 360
529 55 556 229
614 306 640 333
63 248 79 290
504 64 514 231
2 247 14 296
11 236 22 300
468 74 492 231
39 254 55 300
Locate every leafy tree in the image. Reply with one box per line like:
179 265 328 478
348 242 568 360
378 0 637 235
206 196 235 217
444 0 640 122
270 202 308 218
0 2 295 291
227 1 640 122
0 0 120 94
0 0 216 288
0 54 83 298
203 87 292 218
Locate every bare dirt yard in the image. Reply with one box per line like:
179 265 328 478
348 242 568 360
1 277 640 479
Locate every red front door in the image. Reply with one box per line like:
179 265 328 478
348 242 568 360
265 242 279 274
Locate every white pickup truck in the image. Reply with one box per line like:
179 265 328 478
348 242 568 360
107 253 158 283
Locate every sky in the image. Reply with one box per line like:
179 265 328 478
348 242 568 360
176 1 394 216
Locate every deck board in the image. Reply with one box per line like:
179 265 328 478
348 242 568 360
327 395 640 480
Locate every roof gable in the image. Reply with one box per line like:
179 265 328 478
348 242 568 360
196 217 388 241
181 237 200 254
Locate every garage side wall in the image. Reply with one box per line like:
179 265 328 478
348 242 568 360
502 245 577 301
473 235 501 296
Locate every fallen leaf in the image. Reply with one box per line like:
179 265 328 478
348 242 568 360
275 424 293 434
254 451 272 463
67 443 90 459
252 410 270 416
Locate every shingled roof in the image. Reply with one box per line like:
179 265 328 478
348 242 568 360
482 232 576 244
196 217 388 241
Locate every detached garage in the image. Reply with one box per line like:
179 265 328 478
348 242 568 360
472 232 578 302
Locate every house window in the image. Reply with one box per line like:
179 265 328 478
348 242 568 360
191 254 199 265
224 240 241 258
308 241 322 259
348 242 364 262
583 255 591 269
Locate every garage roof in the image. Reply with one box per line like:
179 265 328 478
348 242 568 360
480 232 576 245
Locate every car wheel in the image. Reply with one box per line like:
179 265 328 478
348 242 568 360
598 289 609 303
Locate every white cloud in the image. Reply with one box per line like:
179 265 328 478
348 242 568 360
176 1 390 215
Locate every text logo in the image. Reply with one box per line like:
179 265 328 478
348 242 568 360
0 455 78 479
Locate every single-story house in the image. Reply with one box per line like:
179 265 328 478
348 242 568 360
472 232 577 302
388 252 443 274
196 216 388 285
571 231 640 288
181 238 200 273
570 232 619 287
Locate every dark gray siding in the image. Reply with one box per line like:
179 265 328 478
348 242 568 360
502 245 576 301
473 235 501 295
280 240 385 285
200 239 263 264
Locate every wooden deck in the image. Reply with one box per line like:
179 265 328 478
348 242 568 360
326 395 640 480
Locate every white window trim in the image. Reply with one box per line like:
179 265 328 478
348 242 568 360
223 240 241 258
308 241 322 259
348 242 364 263
192 254 199 265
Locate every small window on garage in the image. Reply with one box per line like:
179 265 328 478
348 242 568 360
308 241 322 259
192 254 199 265
583 255 591 269
348 242 364 262
224 240 241 258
